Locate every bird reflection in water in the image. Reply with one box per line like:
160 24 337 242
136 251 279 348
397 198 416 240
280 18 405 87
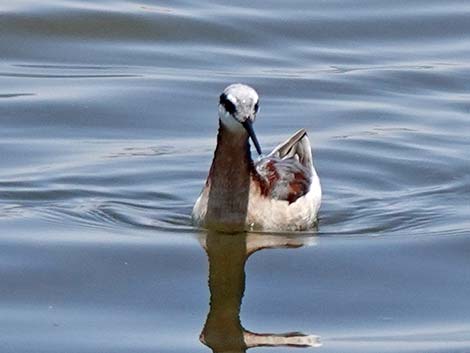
199 231 321 353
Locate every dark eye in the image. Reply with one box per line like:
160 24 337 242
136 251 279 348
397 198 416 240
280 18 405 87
254 101 259 113
219 93 236 115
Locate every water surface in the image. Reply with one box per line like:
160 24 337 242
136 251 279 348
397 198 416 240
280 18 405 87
1 1 470 352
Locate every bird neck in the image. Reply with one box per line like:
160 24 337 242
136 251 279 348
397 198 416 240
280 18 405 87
204 120 253 232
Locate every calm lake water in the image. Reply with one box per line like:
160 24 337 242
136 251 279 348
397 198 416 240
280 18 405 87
1 1 470 352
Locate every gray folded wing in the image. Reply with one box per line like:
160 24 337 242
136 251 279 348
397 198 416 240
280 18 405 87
255 129 313 204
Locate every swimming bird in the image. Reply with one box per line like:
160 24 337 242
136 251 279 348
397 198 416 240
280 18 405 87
192 84 321 232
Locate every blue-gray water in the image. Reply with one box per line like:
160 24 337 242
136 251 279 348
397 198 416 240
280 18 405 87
1 1 470 352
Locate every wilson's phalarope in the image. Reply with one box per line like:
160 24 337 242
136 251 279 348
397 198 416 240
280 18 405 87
192 83 321 232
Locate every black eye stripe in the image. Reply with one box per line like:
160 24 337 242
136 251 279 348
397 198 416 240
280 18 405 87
219 93 236 114
254 101 259 113
219 93 228 107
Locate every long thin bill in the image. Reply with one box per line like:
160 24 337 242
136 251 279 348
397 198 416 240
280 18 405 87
242 120 262 155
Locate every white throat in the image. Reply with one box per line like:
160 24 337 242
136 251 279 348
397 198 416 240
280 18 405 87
218 105 245 133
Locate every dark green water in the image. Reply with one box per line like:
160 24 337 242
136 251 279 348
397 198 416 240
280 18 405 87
1 1 470 352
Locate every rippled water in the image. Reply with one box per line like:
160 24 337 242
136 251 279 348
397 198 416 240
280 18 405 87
1 1 470 352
